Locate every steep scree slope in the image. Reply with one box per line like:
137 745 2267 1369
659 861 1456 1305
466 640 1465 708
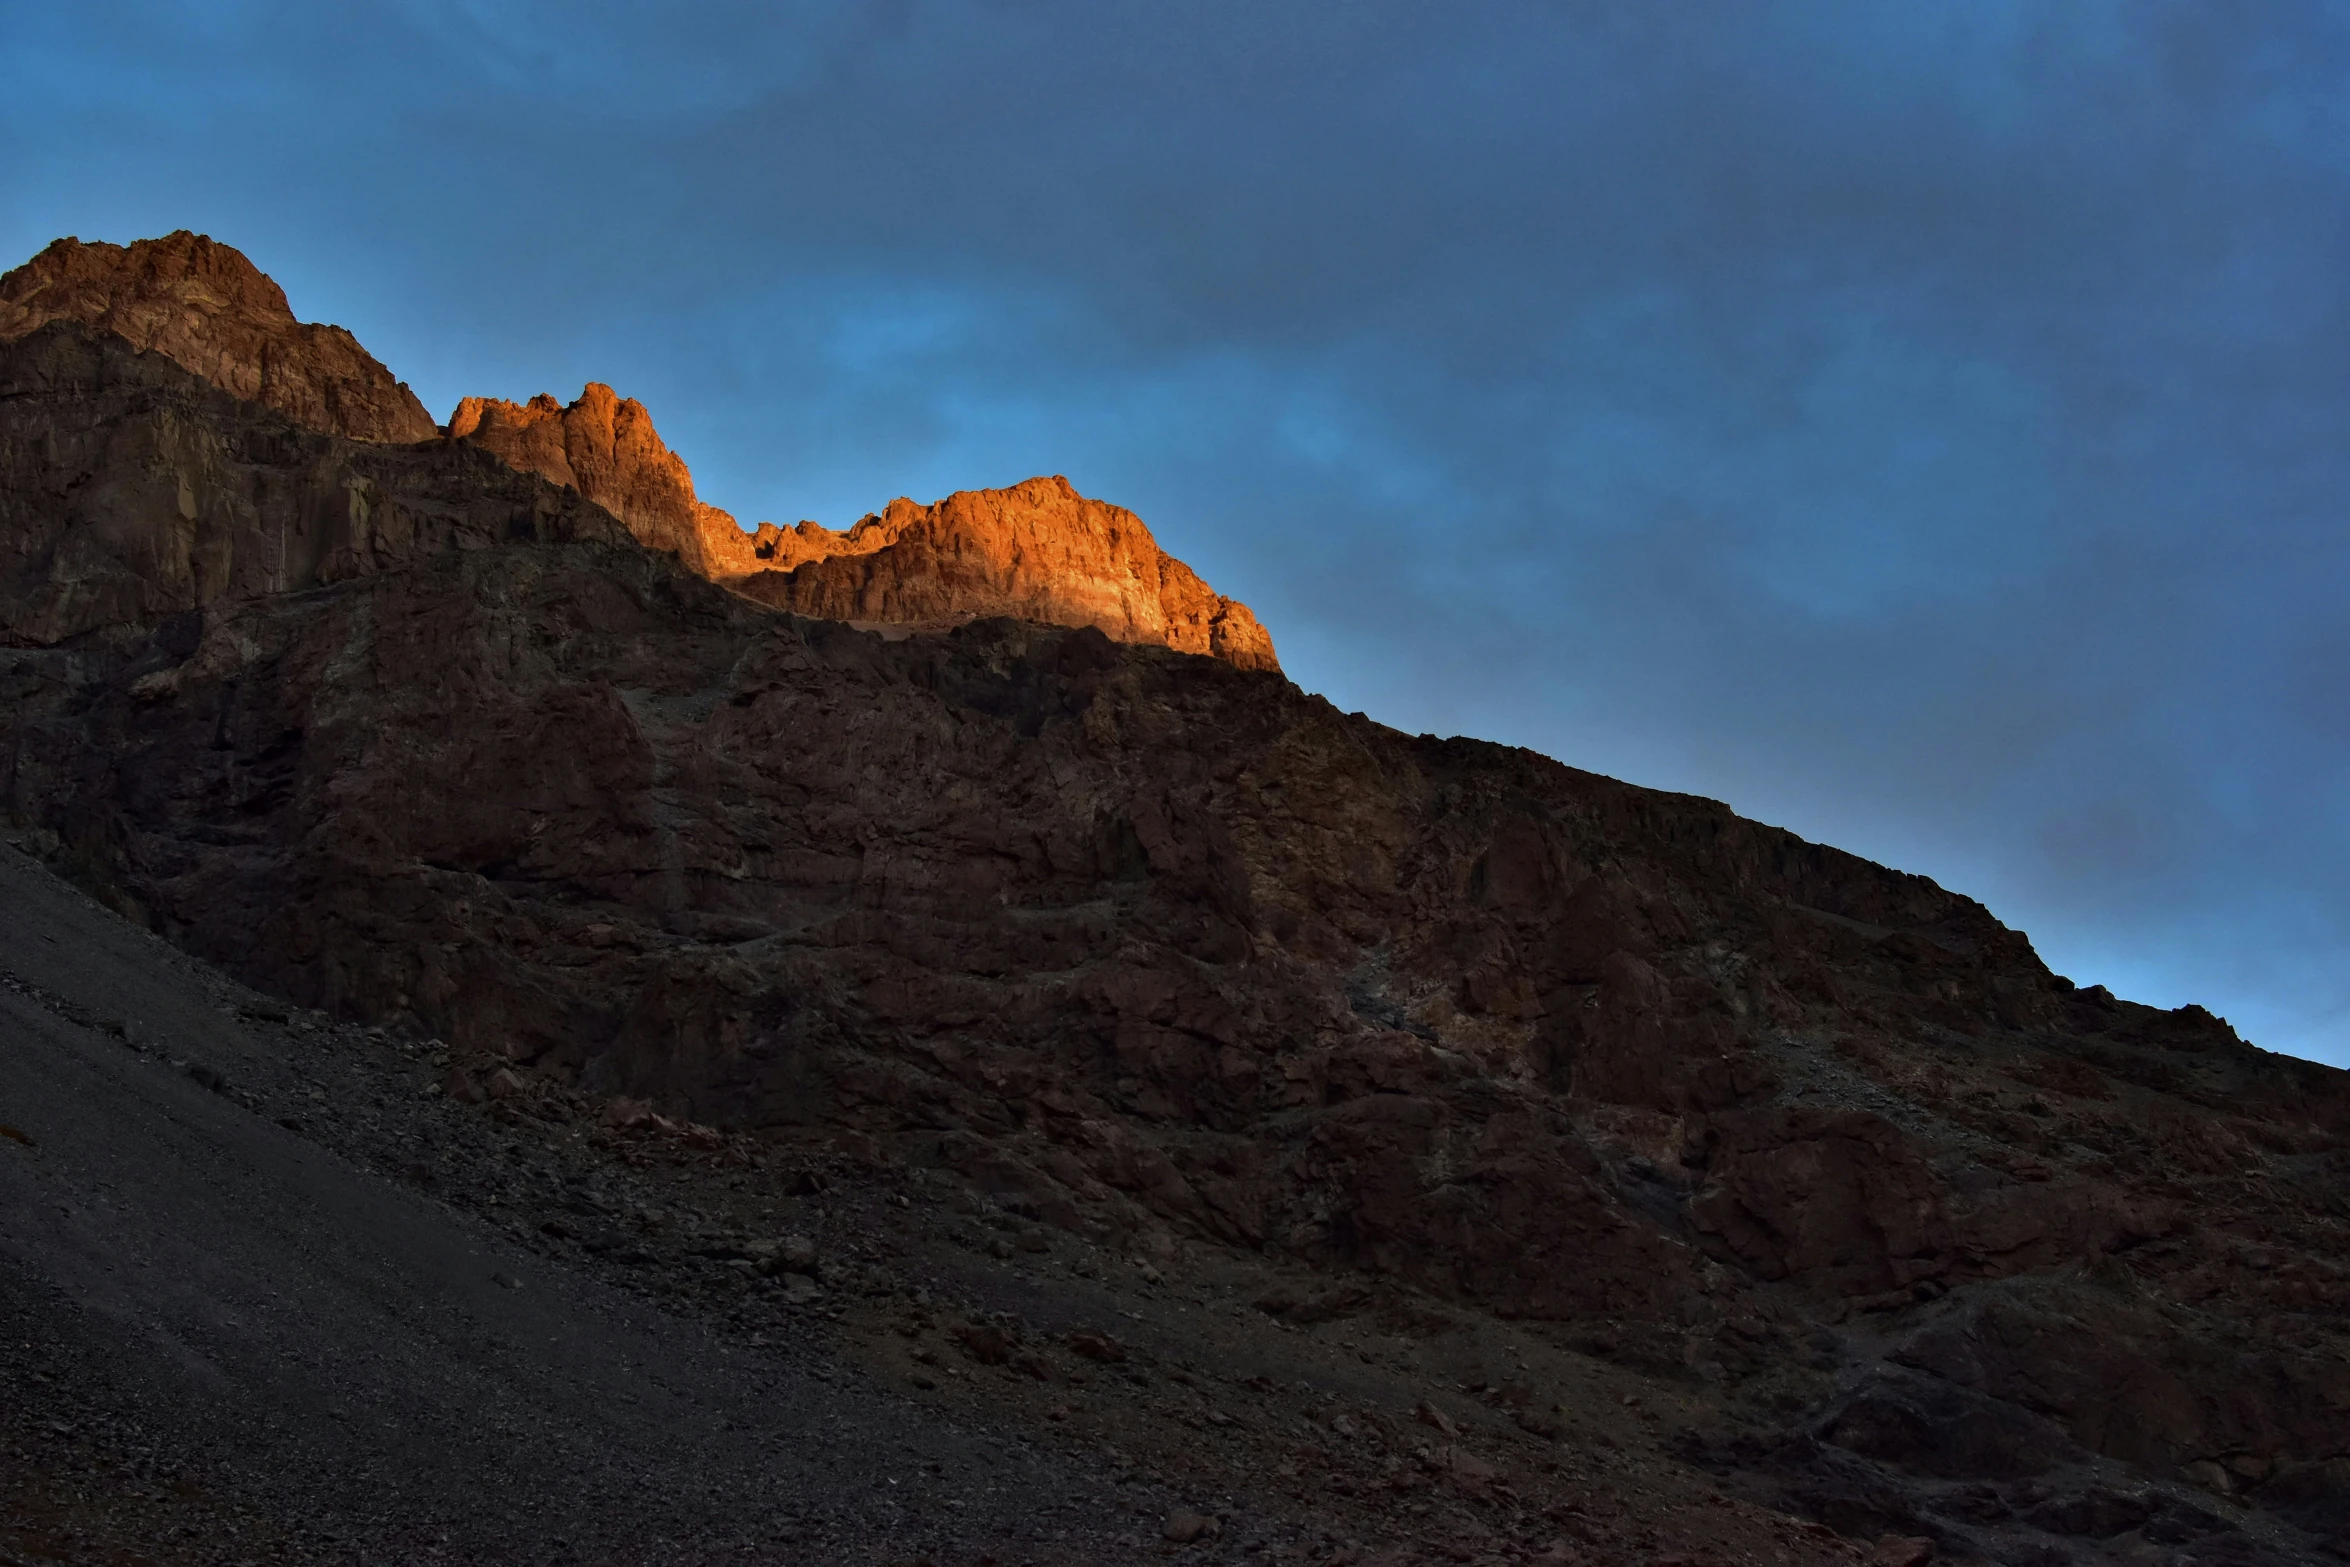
0 841 1140 1565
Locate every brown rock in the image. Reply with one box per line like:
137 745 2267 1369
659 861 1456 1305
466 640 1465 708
483 1067 526 1101
954 1322 1012 1366
600 1097 658 1130
1162 1510 1221 1544
729 476 1280 672
1869 1536 1934 1567
447 384 1279 673
1291 1282 1373 1324
1437 1444 1498 1498
446 383 748 580
0 232 436 443
441 1068 485 1106
1512 1406 1564 1439
1688 1109 1943 1295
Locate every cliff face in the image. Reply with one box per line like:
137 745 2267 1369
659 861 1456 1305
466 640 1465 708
0 232 438 445
449 386 1279 672
3 239 2347 1558
2 233 1278 670
446 383 753 582
730 477 1280 672
0 323 629 648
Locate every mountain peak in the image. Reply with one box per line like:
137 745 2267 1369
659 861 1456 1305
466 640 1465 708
729 474 1282 671
0 231 1276 672
0 232 437 444
444 382 735 576
448 386 1281 671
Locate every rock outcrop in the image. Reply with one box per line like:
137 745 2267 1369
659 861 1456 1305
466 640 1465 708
1 233 1276 670
449 384 1279 671
2 240 2345 1559
0 232 437 445
446 383 754 582
730 477 1280 672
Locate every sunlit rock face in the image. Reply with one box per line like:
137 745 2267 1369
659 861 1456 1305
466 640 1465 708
0 231 437 445
729 477 1281 673
0 232 1278 671
446 384 753 583
451 386 1279 672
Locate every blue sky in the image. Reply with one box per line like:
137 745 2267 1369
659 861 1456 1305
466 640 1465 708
6 2 2348 1065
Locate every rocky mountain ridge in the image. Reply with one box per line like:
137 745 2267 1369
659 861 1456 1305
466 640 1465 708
726 476 1280 670
446 383 753 579
0 232 437 444
447 385 1279 670
1 235 2346 1565
0 231 1276 670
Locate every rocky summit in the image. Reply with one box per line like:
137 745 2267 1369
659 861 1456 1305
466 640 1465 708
445 382 755 582
0 231 438 445
0 233 1275 672
0 236 2345 1567
449 384 1279 670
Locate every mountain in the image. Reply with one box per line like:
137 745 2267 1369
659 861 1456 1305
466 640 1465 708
447 384 1280 670
445 382 753 579
0 319 629 648
726 476 1280 671
0 231 437 444
1 235 2345 1565
0 233 1276 671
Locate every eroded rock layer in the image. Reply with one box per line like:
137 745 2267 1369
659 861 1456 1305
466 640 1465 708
0 232 437 445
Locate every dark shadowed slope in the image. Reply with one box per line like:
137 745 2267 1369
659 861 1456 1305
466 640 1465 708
0 840 1140 1564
